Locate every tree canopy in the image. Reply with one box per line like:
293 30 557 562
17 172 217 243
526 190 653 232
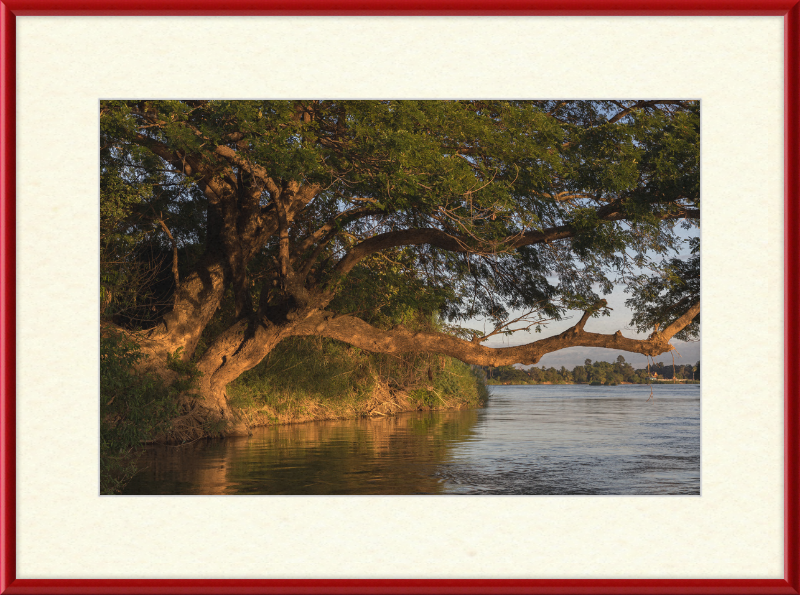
100 100 700 433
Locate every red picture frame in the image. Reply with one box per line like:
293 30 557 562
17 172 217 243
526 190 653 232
1 3 798 594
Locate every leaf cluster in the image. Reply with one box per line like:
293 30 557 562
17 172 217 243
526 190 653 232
100 100 700 338
625 236 700 341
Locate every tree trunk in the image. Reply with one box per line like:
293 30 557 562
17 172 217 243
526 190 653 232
190 317 297 436
114 293 699 440
134 254 227 363
104 252 248 439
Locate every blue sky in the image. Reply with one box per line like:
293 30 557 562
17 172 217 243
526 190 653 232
476 283 700 370
465 227 701 370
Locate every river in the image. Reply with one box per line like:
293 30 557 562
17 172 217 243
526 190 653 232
121 383 700 495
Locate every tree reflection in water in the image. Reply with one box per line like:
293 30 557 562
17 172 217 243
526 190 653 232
123 409 480 495
123 385 700 496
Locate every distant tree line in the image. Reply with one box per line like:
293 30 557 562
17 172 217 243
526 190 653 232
482 357 700 385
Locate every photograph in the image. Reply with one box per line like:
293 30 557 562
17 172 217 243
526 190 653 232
3 8 795 591
99 99 701 496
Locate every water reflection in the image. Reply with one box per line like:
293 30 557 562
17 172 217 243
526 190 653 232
124 409 480 495
123 384 700 496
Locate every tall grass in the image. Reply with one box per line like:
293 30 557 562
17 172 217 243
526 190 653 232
228 336 488 426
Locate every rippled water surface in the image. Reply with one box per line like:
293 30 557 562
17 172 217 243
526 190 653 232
123 384 700 495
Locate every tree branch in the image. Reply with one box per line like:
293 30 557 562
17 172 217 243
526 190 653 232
294 300 700 367
158 219 180 295
133 134 202 178
294 206 384 259
471 308 559 343
214 145 281 199
333 207 700 277
660 300 701 338
607 100 688 124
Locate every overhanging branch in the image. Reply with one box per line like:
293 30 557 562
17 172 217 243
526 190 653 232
294 300 700 367
333 207 700 277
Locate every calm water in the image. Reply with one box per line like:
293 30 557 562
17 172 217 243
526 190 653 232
122 384 700 495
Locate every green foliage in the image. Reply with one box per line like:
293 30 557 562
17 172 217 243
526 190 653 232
433 359 489 405
641 359 697 381
101 100 699 340
484 365 535 384
572 358 633 384
228 335 487 418
229 336 376 411
626 236 700 341
409 388 441 407
166 347 203 393
408 359 489 407
100 334 180 494
328 249 453 328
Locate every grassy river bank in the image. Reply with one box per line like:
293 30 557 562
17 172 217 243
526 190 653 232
101 334 488 494
227 336 488 428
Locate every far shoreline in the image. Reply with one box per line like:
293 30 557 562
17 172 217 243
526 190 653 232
487 380 701 386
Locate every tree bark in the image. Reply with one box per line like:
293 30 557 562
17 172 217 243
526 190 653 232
132 254 227 363
190 316 300 436
172 299 699 437
294 301 700 368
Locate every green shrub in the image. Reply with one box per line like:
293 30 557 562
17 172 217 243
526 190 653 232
432 359 488 408
409 388 440 407
166 346 203 393
229 336 376 413
100 334 179 494
228 336 488 417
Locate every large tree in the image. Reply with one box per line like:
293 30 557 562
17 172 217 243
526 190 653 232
101 100 700 435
